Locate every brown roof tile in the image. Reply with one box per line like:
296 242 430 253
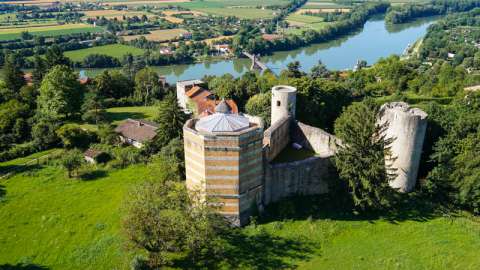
114 119 159 143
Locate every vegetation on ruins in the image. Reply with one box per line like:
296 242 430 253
334 99 396 210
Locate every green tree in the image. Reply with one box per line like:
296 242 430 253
37 65 84 120
95 70 133 99
148 138 185 181
209 74 237 99
31 119 59 148
61 149 84 178
334 99 396 210
310 60 330 79
97 124 119 145
245 92 271 126
56 124 96 149
134 67 163 106
425 93 480 213
153 94 188 149
31 54 47 87
81 91 106 124
281 61 305 79
45 45 70 69
123 177 224 268
3 53 25 95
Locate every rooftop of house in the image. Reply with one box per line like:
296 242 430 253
114 119 159 143
84 148 104 159
262 33 283 41
185 86 239 116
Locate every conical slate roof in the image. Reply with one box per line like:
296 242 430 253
195 113 250 133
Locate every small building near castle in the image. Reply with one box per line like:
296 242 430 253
182 84 428 226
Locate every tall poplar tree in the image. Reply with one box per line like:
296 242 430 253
3 53 25 95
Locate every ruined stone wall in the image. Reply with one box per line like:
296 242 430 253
263 116 291 162
263 157 332 205
292 121 340 157
379 102 428 193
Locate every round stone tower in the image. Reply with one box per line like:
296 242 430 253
379 102 428 193
271 85 297 125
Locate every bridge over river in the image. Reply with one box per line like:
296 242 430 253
242 51 270 72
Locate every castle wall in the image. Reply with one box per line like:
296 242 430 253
183 119 264 226
379 102 428 192
292 121 340 157
263 116 291 162
271 85 297 125
263 156 332 205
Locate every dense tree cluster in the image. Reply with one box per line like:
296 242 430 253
386 0 480 24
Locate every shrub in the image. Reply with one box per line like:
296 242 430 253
56 124 97 149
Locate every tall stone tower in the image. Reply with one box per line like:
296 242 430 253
271 85 297 125
183 101 264 226
379 102 428 192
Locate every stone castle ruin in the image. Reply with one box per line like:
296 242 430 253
180 83 428 226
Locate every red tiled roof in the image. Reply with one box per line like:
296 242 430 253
114 119 159 143
262 34 283 41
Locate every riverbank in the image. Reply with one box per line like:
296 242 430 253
80 16 437 83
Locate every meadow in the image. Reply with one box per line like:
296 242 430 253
1 158 479 269
64 44 144 62
0 23 103 41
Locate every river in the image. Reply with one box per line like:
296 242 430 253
81 16 437 83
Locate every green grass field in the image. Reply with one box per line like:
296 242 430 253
286 13 325 24
105 106 157 125
64 44 144 62
1 157 479 269
0 23 103 41
0 162 149 269
139 0 290 19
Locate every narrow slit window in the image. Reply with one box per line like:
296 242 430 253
277 101 281 106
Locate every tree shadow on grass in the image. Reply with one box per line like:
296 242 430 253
0 264 49 270
176 229 315 269
219 229 315 269
259 192 443 225
0 184 5 199
80 169 108 181
0 164 43 178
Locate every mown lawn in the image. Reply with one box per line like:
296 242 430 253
1 153 479 269
105 106 157 125
64 44 144 62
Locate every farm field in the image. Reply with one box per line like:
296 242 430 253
82 9 154 20
0 23 103 41
1 158 479 269
286 13 325 24
122 28 188 42
64 44 144 62
108 0 290 19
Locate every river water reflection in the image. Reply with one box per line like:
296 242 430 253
82 16 437 83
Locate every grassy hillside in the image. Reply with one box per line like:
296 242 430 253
0 161 149 269
1 152 479 269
